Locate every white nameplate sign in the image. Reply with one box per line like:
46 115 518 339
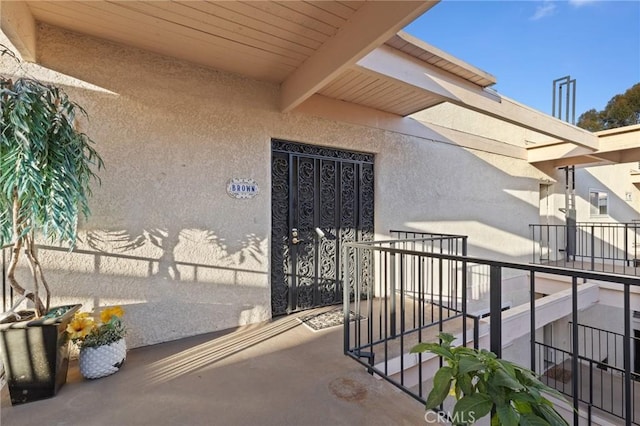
227 178 259 199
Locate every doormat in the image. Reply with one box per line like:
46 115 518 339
299 308 364 331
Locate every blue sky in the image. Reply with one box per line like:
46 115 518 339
404 0 640 119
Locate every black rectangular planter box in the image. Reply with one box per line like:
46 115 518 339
0 304 80 405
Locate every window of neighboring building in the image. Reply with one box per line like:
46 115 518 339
589 190 608 216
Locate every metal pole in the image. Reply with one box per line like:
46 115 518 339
343 244 350 354
390 243 396 339
490 266 502 358
438 258 443 336
462 237 468 347
400 253 405 386
531 225 535 263
571 79 577 125
571 276 580 425
530 272 536 371
552 79 557 118
559 83 564 121
473 316 479 350
625 223 629 266
624 285 632 425
589 361 593 424
591 225 595 271
565 80 570 123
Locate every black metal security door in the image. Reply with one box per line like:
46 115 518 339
271 140 374 316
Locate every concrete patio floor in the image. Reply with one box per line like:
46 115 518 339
0 308 426 426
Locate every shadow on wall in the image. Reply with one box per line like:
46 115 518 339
376 118 556 264
0 26 278 348
2 229 269 348
574 169 640 223
85 228 265 280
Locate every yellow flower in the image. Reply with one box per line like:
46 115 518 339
66 316 95 340
449 382 457 397
100 306 124 323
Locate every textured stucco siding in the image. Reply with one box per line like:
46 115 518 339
575 163 640 223
1 24 554 348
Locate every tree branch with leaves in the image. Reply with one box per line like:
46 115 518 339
577 83 640 131
0 45 103 317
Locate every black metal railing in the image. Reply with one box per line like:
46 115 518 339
571 323 640 373
343 232 640 425
342 232 475 404
385 231 470 317
530 222 640 275
389 230 468 255
536 322 640 424
536 341 639 424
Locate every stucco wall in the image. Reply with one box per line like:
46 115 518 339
1 24 554 348
575 163 640 223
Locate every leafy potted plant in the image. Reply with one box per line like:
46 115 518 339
68 306 127 379
0 44 103 404
411 333 569 425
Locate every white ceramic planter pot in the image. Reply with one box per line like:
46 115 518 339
79 339 127 379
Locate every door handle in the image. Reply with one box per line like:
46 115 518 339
291 228 304 245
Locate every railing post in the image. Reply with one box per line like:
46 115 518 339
590 225 595 271
343 243 350 355
490 265 502 358
571 276 580 425
588 360 593 424
624 284 632 426
473 316 479 350
530 272 536 371
438 258 443 336
530 225 535 263
631 223 638 268
462 237 468 347
625 223 629 266
390 242 396 339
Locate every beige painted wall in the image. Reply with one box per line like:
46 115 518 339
575 163 640 223
1 24 555 348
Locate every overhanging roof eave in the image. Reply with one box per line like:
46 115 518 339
354 45 599 149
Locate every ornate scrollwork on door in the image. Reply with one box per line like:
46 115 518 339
271 140 374 315
319 160 337 305
270 153 290 316
295 157 316 310
359 163 375 297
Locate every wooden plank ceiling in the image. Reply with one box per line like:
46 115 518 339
319 68 445 116
24 1 495 117
385 32 495 88
319 32 496 116
27 0 364 83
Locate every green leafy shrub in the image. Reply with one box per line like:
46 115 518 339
411 333 569 425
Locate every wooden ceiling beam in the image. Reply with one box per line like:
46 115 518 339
280 1 436 113
528 124 640 166
0 0 36 61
